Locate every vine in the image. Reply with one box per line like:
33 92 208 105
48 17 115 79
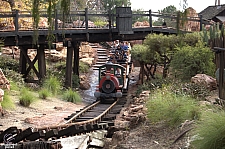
60 0 70 39
47 0 56 49
32 0 40 45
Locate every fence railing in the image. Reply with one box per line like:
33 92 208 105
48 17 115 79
0 8 203 34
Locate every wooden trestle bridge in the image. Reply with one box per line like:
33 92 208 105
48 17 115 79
0 7 204 87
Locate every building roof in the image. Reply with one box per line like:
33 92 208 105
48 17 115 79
199 4 225 20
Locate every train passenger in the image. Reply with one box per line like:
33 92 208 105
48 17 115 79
120 41 128 51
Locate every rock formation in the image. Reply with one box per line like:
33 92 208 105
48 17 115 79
0 69 10 90
191 74 217 91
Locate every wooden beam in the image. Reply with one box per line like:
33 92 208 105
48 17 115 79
38 44 46 79
65 40 73 88
72 41 80 76
19 46 27 74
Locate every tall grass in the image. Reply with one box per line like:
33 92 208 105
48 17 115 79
147 87 200 127
19 87 36 107
1 91 15 109
191 110 225 149
43 76 61 95
38 88 50 99
62 88 81 103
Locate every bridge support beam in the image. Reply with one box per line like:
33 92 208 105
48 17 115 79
65 41 73 88
73 41 80 76
19 45 46 83
65 41 80 88
38 44 46 79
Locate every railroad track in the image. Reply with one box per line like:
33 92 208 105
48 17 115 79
0 96 127 148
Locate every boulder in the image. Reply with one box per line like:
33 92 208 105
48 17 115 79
191 74 217 91
79 81 90 90
80 58 95 66
0 69 10 90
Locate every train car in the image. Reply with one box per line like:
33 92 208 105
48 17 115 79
94 48 132 103
94 62 129 103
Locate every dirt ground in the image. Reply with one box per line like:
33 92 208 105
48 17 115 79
0 94 86 130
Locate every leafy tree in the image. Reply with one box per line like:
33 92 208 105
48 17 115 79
171 42 215 80
102 0 131 13
153 5 177 28
132 8 148 24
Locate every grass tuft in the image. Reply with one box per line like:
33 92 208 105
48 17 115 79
1 91 15 110
39 88 50 99
43 76 61 95
19 88 36 107
147 87 200 127
62 88 81 103
191 110 225 149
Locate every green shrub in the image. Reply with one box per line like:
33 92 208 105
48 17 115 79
135 79 171 96
171 43 215 80
43 76 61 95
147 87 200 127
39 88 50 99
0 56 19 72
19 88 36 107
192 110 225 149
3 69 24 87
72 75 80 89
79 61 90 73
62 88 81 103
1 91 15 110
169 81 210 100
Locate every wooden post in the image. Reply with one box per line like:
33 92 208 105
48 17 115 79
72 41 80 76
65 40 73 88
37 44 46 80
219 51 225 99
15 10 19 33
199 15 203 31
19 46 27 75
85 8 89 41
55 9 58 31
149 9 152 28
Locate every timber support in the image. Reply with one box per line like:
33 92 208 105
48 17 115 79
19 45 46 83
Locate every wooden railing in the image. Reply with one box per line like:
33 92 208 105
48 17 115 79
0 8 204 34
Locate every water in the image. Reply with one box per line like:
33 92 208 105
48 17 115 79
82 69 99 103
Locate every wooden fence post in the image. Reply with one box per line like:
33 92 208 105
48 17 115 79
149 9 152 28
199 14 203 31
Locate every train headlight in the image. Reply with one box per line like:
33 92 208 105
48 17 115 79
106 75 110 80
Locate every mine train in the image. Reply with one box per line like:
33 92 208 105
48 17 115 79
94 44 132 103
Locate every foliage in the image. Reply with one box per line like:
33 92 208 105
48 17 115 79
135 78 171 96
72 74 79 89
192 110 225 149
42 76 61 95
132 9 148 24
19 87 36 107
38 88 50 99
94 20 107 27
170 43 215 80
170 82 210 100
153 5 177 28
1 91 15 110
3 69 24 88
131 44 150 63
147 87 200 127
62 88 81 103
102 0 131 13
0 56 19 71
79 61 90 73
